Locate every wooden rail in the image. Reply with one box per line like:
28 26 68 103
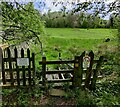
39 60 74 64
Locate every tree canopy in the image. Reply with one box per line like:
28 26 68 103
1 2 45 54
38 0 119 28
0 1 119 54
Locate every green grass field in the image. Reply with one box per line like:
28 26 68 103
31 28 118 61
46 28 115 39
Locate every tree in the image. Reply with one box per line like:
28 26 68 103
109 15 114 28
1 2 45 55
1 1 119 54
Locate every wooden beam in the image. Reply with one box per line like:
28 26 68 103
46 69 73 74
39 60 74 65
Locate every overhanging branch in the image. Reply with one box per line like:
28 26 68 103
2 23 43 56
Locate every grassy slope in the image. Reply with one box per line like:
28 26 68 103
32 28 115 69
46 28 114 39
34 28 117 60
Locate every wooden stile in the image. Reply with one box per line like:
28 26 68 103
39 51 104 90
1 47 104 90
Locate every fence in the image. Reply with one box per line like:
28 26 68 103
0 47 103 90
0 47 35 87
39 51 103 90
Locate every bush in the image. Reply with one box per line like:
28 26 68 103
2 86 43 106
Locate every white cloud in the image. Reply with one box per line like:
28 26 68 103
34 0 116 15
41 0 116 12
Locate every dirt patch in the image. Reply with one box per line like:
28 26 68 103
2 87 77 106
47 96 76 106
29 94 77 106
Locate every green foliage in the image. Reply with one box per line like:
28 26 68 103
2 86 43 106
31 28 117 73
1 2 45 46
39 0 119 29
61 76 120 106
42 11 113 28
96 36 119 76
94 77 120 106
73 89 96 106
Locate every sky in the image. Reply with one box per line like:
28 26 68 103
33 0 116 11
34 0 75 13
34 0 115 12
33 0 116 20
3 0 116 20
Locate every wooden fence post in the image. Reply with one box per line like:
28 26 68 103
0 48 2 74
7 48 14 86
32 52 35 85
42 56 46 88
27 49 31 86
78 51 85 88
58 52 61 58
73 51 85 88
14 47 20 85
91 56 103 90
85 51 94 89
21 48 26 86
0 48 6 84
72 56 79 87
0 47 6 85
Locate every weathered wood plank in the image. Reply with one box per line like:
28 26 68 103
42 56 46 87
39 60 74 65
3 57 33 62
47 79 72 83
85 51 94 89
32 53 35 85
1 78 34 82
14 47 20 85
4 68 34 72
73 51 85 87
39 59 99 65
7 48 14 86
40 75 103 84
1 48 6 84
77 52 85 87
27 49 31 85
46 69 73 74
72 56 78 87
21 48 26 86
